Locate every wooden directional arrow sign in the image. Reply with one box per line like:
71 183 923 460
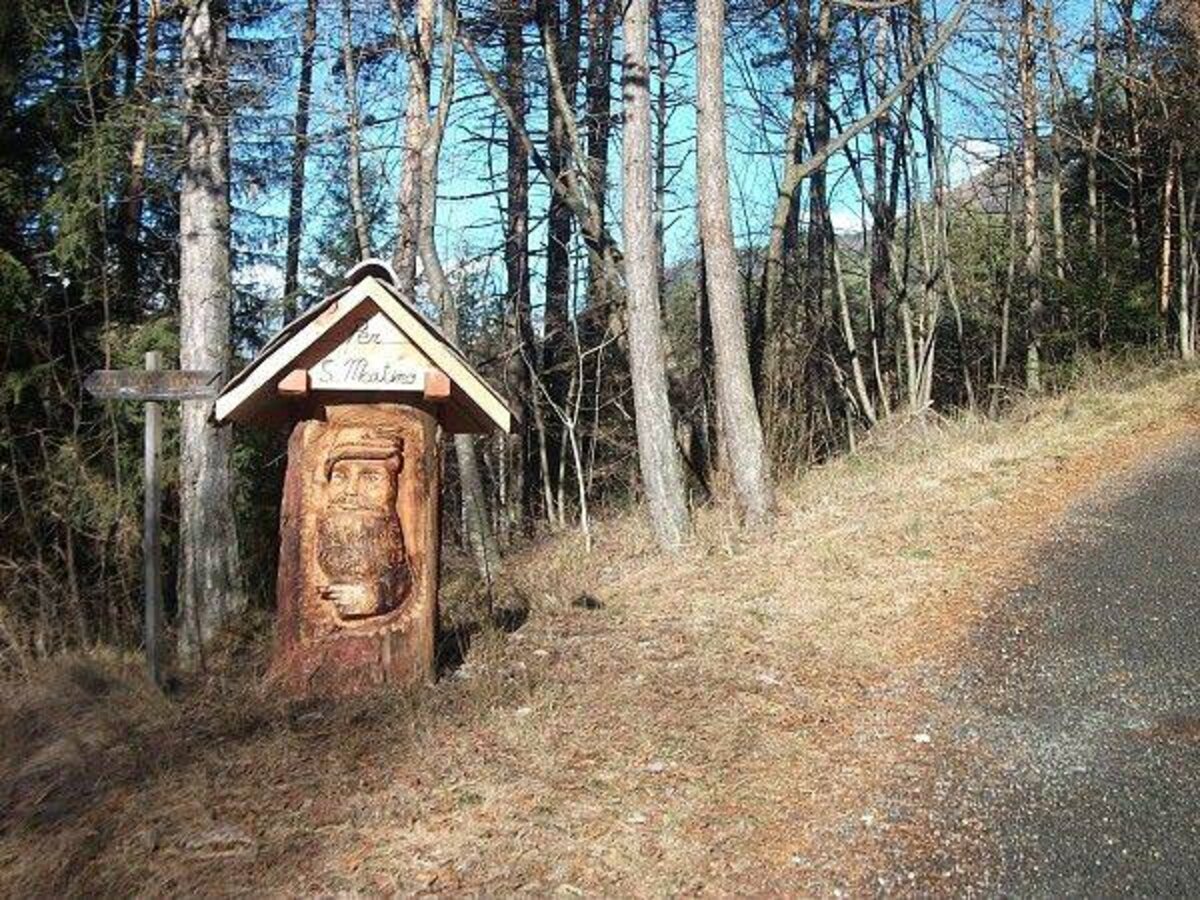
83 361 224 688
85 368 223 402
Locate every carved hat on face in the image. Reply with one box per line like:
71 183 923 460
323 428 405 481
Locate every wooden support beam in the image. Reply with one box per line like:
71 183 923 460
423 369 451 402
278 368 310 397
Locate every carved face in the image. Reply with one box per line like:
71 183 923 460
315 432 410 622
329 457 396 512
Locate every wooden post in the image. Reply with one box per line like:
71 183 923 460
143 351 164 686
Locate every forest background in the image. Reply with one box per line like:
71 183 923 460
1 0 1197 669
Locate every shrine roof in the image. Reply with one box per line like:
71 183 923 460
214 259 515 434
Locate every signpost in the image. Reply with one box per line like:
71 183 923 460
85 357 222 685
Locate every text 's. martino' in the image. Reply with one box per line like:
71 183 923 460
214 259 515 695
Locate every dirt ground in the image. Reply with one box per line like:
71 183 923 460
3 361 1199 896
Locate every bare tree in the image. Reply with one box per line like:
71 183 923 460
177 0 245 665
1088 0 1103 252
695 0 772 524
622 0 689 549
1018 0 1043 392
401 0 503 580
284 0 319 315
341 0 371 260
505 0 533 538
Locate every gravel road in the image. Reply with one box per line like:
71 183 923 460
896 438 1200 896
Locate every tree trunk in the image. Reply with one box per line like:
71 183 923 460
583 0 614 313
414 0 502 581
503 0 532 536
391 0 432 294
119 0 160 305
341 0 371 261
284 0 319 316
695 0 772 524
539 0 580 516
1180 154 1194 361
1045 1 1066 281
1160 143 1178 324
1121 0 1145 266
1019 0 1043 393
178 0 245 666
1088 0 1103 253
622 0 689 549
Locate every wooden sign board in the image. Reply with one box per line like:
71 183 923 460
86 368 222 402
309 312 427 392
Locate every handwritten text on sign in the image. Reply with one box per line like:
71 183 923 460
310 312 428 391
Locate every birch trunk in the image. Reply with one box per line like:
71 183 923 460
695 0 772 524
178 0 245 666
622 0 689 549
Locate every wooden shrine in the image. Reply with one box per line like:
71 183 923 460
214 260 514 695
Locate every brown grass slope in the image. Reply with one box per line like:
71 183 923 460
3 357 1200 896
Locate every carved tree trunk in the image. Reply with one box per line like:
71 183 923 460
695 0 772 525
284 0 319 314
178 0 245 666
622 0 689 549
271 404 441 694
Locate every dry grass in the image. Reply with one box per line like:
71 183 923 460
4 358 1200 896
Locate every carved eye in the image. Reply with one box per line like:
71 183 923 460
362 470 381 483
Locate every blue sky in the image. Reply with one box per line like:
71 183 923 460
233 0 1107 323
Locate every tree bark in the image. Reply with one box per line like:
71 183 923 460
1121 0 1145 266
1019 0 1043 393
284 0 319 315
503 0 532 536
341 0 371 261
412 0 503 580
1045 1 1066 281
119 0 160 306
178 0 245 666
695 0 772 524
622 0 689 549
1088 0 1103 252
583 0 614 312
391 0 432 294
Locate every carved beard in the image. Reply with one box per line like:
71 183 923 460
316 512 409 603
